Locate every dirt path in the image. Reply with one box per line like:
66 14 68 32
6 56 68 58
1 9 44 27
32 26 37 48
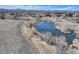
0 20 36 54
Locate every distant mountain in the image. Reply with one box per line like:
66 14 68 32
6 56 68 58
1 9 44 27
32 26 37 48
0 8 79 12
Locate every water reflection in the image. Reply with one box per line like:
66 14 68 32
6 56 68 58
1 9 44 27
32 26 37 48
35 21 76 44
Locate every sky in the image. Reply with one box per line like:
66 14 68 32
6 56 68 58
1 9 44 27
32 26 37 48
0 5 79 10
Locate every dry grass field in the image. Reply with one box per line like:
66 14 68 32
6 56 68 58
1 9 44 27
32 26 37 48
0 11 79 54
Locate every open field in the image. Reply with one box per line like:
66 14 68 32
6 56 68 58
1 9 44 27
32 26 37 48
0 11 79 54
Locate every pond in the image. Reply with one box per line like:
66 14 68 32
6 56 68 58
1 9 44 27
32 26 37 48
35 21 76 44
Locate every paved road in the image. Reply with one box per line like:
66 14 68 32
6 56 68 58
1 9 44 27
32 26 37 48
0 20 36 54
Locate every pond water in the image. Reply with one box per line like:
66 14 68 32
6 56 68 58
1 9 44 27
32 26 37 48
35 21 76 44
